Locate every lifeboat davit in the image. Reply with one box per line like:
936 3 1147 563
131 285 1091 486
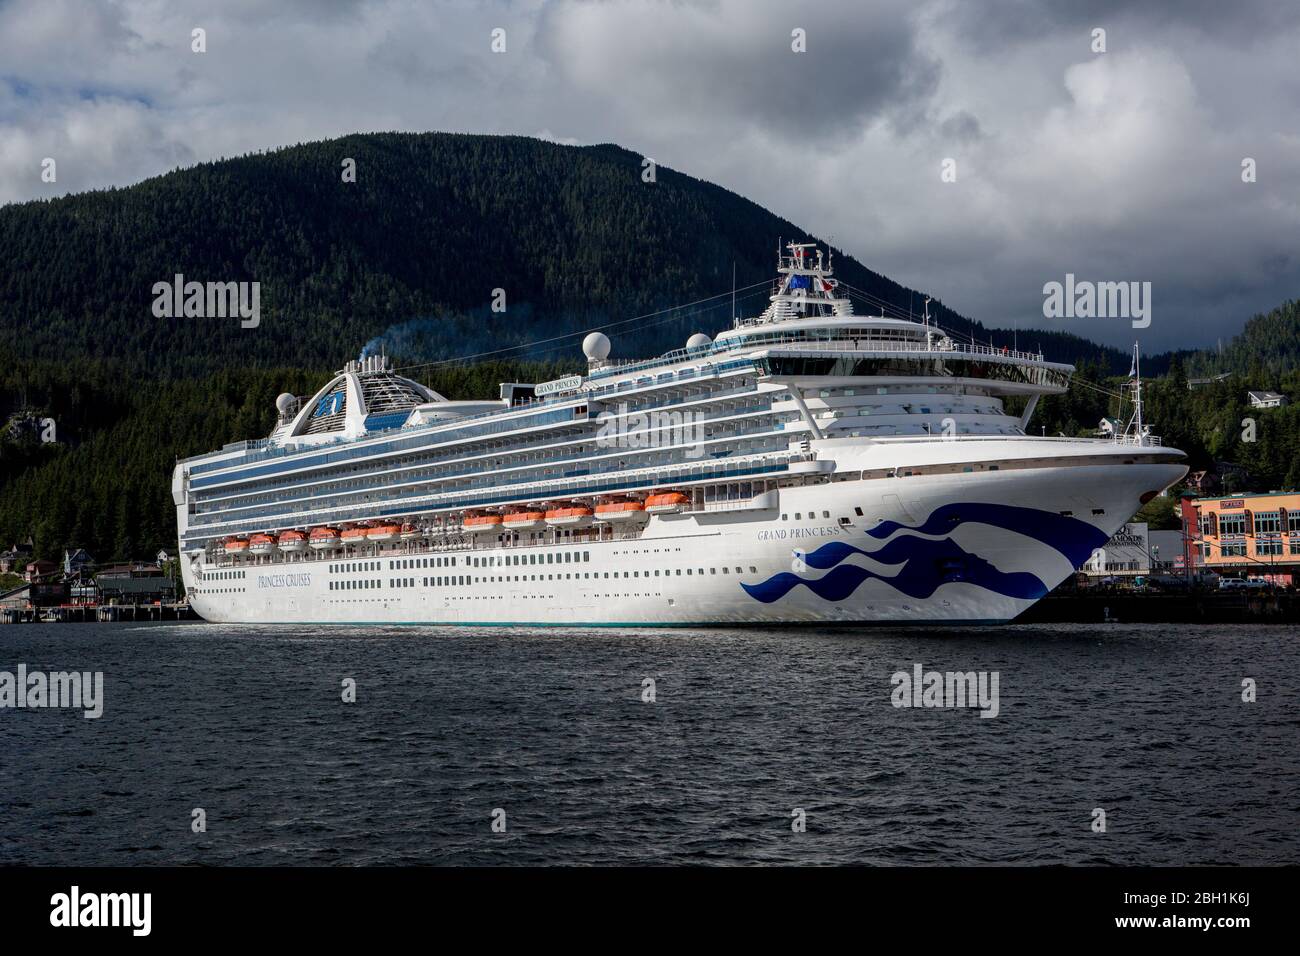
367 523 401 542
224 536 250 554
464 514 504 532
248 533 276 556
545 505 593 527
340 527 370 544
309 527 340 550
645 492 689 514
278 530 307 553
594 501 648 522
502 509 547 531
399 523 420 540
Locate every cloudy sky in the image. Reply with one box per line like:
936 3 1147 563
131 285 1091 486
1 0 1297 351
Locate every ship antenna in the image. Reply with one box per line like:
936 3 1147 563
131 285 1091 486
1133 343 1145 446
731 259 737 324
1120 342 1146 446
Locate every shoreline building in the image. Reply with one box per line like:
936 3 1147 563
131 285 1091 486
1183 491 1300 585
1080 521 1185 581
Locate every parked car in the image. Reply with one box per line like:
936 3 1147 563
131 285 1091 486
1219 577 1271 590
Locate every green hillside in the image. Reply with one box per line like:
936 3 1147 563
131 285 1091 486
1 131 1296 562
0 131 1126 376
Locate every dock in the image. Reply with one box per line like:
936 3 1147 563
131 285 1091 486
1017 590 1300 625
1 603 197 625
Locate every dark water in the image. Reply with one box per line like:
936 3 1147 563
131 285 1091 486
1 622 1296 866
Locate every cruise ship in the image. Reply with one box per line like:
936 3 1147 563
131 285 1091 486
173 243 1187 625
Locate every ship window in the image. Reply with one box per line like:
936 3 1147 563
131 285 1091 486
1092 509 1105 516
854 507 863 516
795 513 801 519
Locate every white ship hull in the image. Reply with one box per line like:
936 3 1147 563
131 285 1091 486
181 454 1184 626
175 241 1186 627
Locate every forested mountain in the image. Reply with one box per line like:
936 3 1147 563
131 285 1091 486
1181 300 1300 381
0 131 1124 376
0 132 1295 561
0 355 577 562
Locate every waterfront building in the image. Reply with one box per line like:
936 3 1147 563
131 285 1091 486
1184 491 1300 584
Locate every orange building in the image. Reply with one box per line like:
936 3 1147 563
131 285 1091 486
1184 491 1300 584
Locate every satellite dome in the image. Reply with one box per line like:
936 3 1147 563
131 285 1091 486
583 332 611 362
686 333 712 350
275 393 297 416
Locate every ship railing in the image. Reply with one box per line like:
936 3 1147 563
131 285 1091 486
1110 434 1163 446
186 338 1050 474
191 400 779 517
592 336 1048 377
188 376 769 481
864 433 1171 448
186 451 820 556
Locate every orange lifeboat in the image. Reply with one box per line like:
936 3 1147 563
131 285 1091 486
594 501 648 523
248 533 276 556
309 527 340 550
367 523 402 542
224 536 250 554
545 505 594 527
464 514 504 532
340 527 370 544
278 530 307 553
502 509 547 531
645 492 689 514
400 522 420 540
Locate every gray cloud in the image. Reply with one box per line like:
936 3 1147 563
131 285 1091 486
0 0 1296 352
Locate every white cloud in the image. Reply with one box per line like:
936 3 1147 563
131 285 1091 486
0 0 1296 350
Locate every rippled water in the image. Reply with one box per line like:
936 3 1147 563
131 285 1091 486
1 621 1296 865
